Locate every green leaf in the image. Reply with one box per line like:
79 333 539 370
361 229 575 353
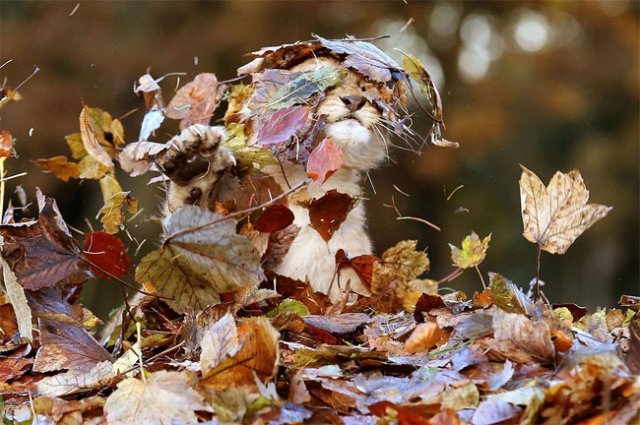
267 298 310 318
449 232 491 269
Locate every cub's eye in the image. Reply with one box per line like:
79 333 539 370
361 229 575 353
340 95 365 112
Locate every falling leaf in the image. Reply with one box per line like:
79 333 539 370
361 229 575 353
254 204 294 233
402 54 444 122
79 105 120 169
135 206 264 313
33 318 112 373
257 105 311 146
165 73 224 129
34 156 80 182
0 256 32 340
306 138 345 184
138 106 165 141
405 322 441 353
134 72 163 110
118 141 169 176
0 197 85 290
201 317 279 391
200 312 241 374
84 232 130 279
104 370 211 425
449 232 491 269
519 165 612 255
308 190 355 241
98 174 138 234
0 130 14 158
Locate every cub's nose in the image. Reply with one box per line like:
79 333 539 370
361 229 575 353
340 95 365 112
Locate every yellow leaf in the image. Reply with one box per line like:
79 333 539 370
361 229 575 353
34 156 80 182
65 133 87 160
519 165 611 255
449 232 491 269
77 151 111 180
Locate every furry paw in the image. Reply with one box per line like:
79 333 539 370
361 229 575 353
162 124 235 212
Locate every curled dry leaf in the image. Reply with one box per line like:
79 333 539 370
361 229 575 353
98 174 138 234
79 105 122 169
449 232 491 269
303 313 372 334
402 54 444 123
519 165 612 255
201 316 279 391
165 73 223 130
135 206 264 313
83 232 130 279
488 272 532 315
104 370 211 425
308 189 355 242
306 137 345 184
118 141 169 177
0 256 32 340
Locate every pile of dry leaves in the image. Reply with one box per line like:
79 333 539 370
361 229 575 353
0 36 638 424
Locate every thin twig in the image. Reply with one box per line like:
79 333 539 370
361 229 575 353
396 215 441 232
534 245 542 302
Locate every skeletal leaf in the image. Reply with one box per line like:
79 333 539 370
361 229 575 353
135 206 264 313
519 165 612 254
104 370 211 425
449 232 491 269
34 155 80 182
0 256 32 341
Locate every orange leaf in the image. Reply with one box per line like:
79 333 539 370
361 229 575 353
306 138 345 184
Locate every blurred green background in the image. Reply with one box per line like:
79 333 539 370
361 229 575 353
1 1 638 319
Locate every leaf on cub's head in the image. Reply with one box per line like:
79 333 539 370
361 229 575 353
79 105 123 169
84 232 130 280
314 35 402 83
254 204 294 233
519 165 612 255
306 138 345 185
104 370 211 425
98 175 138 234
308 190 355 242
250 67 345 113
0 196 86 290
222 123 276 173
165 73 224 130
449 232 491 269
34 155 80 182
257 105 311 146
135 206 264 313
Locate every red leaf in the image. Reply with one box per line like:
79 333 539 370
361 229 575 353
0 130 13 158
308 190 354 241
306 138 345 184
257 105 310 146
84 232 130 279
254 204 294 233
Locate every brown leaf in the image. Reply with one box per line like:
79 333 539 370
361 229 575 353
36 360 114 397
165 73 223 129
405 322 442 353
519 165 612 254
118 141 170 177
0 357 32 382
34 156 80 182
303 313 371 334
0 196 85 290
200 312 241 374
254 204 294 233
308 189 355 241
491 309 555 363
104 370 211 425
306 137 345 184
33 318 112 373
0 130 14 158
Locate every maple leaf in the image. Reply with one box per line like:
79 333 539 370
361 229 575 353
306 138 345 184
33 318 112 373
449 232 491 269
308 190 355 241
519 165 612 255
34 155 80 182
0 196 86 290
98 175 138 234
135 206 264 313
165 73 224 129
104 370 211 425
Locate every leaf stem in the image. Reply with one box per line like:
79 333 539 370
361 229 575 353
438 267 463 284
0 157 6 221
534 245 542 302
475 265 487 289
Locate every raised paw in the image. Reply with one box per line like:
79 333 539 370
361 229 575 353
162 124 235 212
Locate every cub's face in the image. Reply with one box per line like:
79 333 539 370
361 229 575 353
290 57 388 171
